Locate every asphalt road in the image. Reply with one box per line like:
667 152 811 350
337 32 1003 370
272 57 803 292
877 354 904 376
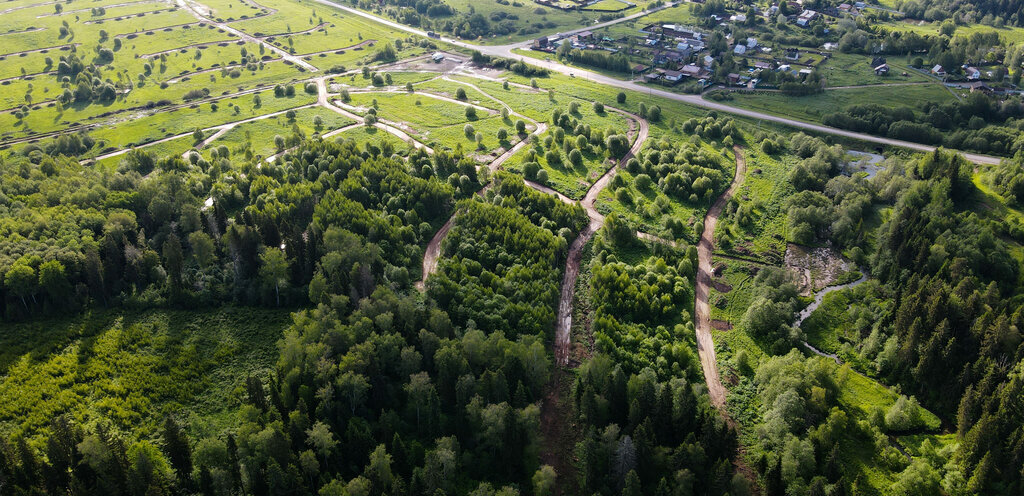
308 0 1004 165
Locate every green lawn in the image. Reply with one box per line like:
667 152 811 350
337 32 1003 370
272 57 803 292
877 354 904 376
716 147 794 264
719 84 957 124
586 0 633 12
204 106 355 159
819 51 933 87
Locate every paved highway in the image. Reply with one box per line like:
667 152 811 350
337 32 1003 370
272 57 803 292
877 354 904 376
309 0 1004 165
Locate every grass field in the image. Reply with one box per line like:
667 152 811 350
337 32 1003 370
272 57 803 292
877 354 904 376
424 0 607 45
879 19 1024 45
585 0 633 12
203 105 355 159
719 84 958 124
0 0 425 153
331 124 410 150
818 52 933 87
0 307 293 446
715 147 793 264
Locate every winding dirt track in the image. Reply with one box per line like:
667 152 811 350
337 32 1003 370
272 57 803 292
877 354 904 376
694 146 746 409
552 110 648 366
415 121 547 290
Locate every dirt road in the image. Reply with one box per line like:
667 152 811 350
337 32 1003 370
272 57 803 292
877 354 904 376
177 0 318 71
415 122 546 290
694 146 746 409
552 111 648 366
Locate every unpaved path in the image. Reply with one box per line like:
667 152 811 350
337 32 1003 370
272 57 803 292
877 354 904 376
164 59 283 83
36 0 159 17
415 121 546 291
316 78 434 152
0 70 56 83
553 110 648 366
0 1 59 15
694 146 746 409
0 27 47 36
0 43 79 58
176 0 318 71
298 38 375 57
114 22 204 38
84 8 178 23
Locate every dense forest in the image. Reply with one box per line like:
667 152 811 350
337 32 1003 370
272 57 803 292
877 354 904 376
821 93 1024 157
893 0 1024 27
746 132 1024 494
0 109 744 495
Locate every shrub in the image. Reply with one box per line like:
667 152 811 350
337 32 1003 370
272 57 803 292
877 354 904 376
648 105 661 122
183 88 210 100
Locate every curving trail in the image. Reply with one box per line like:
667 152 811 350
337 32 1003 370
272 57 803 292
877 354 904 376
416 121 547 291
694 146 746 409
414 76 547 291
315 78 434 152
552 109 648 366
83 8 178 24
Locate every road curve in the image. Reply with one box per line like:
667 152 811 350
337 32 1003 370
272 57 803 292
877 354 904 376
308 0 1003 166
552 110 649 366
694 146 746 409
416 122 549 291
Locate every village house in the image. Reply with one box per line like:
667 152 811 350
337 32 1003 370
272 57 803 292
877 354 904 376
734 44 747 55
680 63 707 78
727 73 741 85
662 69 684 83
874 63 889 75
797 10 818 26
965 66 982 80
931 64 946 77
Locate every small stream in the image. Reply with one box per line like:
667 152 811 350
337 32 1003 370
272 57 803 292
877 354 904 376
793 269 869 364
